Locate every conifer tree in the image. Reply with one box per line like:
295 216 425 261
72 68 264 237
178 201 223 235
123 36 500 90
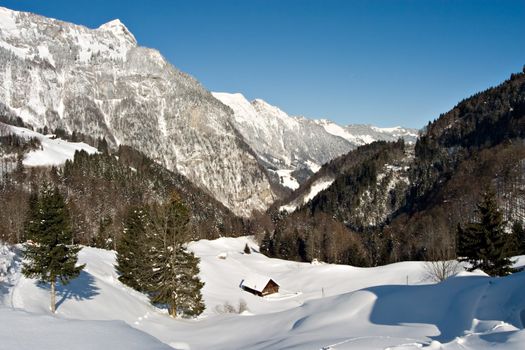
243 243 251 254
511 221 525 255
147 194 205 317
259 230 273 256
116 206 149 291
22 183 84 313
457 189 514 276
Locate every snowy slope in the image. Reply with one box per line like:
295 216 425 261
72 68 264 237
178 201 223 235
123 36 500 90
0 308 172 350
0 244 169 349
279 177 335 212
1 123 98 166
2 237 525 349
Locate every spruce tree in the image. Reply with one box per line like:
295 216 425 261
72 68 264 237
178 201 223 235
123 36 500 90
259 230 273 256
116 206 149 291
147 194 205 317
22 183 84 313
457 189 514 276
512 222 525 255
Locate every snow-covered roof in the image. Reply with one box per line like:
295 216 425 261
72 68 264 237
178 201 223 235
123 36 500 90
241 274 277 293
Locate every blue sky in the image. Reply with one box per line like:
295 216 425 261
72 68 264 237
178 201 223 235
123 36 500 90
2 0 524 128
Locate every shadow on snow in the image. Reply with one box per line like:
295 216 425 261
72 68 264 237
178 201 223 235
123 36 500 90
366 272 525 343
36 270 100 310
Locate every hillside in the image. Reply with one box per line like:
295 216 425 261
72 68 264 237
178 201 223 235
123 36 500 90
0 123 244 245
270 69 525 266
1 238 524 349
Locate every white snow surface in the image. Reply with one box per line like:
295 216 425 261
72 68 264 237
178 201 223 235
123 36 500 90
0 307 172 350
316 119 419 146
273 168 300 190
1 237 525 349
280 177 335 212
2 123 98 166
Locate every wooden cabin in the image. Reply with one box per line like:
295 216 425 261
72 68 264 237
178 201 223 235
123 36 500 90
241 275 280 297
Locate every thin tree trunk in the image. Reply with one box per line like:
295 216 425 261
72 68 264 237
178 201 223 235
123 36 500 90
169 302 177 318
50 279 56 313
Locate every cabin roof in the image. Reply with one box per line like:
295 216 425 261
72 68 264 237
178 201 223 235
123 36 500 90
241 275 278 293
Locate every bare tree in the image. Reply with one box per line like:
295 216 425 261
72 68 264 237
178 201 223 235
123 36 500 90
424 259 462 282
424 247 462 283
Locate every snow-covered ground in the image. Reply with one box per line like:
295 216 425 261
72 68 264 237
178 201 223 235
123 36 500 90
1 237 524 349
1 123 98 166
271 168 300 190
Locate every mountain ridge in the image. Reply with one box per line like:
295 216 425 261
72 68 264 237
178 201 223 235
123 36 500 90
0 6 274 217
213 91 418 191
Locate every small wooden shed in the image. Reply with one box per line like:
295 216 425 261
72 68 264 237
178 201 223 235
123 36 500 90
241 275 280 297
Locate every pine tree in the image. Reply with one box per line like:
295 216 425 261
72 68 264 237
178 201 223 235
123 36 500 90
297 235 307 262
22 183 84 313
243 243 251 254
511 221 525 255
147 194 205 317
457 189 514 276
115 206 149 291
259 230 273 256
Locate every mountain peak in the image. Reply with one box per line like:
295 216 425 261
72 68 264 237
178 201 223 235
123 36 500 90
98 18 136 45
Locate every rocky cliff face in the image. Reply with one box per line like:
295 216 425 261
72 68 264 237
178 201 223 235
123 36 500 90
212 92 354 190
0 7 274 216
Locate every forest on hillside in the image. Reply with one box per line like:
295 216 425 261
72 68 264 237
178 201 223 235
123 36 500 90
0 123 244 247
258 69 525 267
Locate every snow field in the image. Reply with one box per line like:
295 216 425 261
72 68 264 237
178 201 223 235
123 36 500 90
2 123 98 166
1 236 524 349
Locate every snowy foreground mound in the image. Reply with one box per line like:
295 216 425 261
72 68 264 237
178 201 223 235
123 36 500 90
1 239 525 349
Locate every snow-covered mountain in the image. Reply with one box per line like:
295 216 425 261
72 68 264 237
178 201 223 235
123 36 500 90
0 7 273 217
213 92 418 190
212 92 353 190
316 119 419 145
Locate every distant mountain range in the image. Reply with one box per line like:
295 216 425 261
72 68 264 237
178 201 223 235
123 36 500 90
213 92 418 192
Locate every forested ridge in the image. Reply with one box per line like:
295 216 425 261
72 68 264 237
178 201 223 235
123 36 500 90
0 128 244 246
261 68 525 266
